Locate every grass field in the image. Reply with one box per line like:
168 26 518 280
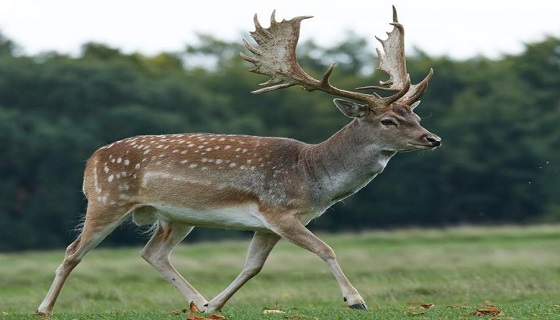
2 224 560 319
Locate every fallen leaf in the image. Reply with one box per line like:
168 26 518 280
470 304 504 316
187 314 226 320
263 301 286 314
420 303 435 309
190 301 201 312
263 309 286 314
406 311 425 316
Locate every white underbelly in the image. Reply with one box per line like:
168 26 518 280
150 202 270 231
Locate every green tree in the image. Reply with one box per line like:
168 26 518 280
1 31 559 251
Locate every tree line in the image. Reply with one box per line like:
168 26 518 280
0 31 559 251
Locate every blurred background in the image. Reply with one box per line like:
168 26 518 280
0 1 559 251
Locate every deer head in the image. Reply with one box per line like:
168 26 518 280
241 6 441 152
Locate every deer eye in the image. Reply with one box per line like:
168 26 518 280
381 119 397 126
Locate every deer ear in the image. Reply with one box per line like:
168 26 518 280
333 99 367 118
410 100 421 110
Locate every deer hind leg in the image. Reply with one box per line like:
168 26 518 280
205 231 281 312
269 215 368 310
140 219 207 309
37 202 133 315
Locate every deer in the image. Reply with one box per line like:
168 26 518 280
37 6 440 315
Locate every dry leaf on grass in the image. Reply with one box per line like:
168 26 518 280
407 302 435 309
470 303 504 316
182 302 225 320
263 309 286 314
187 314 226 320
406 302 435 315
189 301 201 312
263 301 286 314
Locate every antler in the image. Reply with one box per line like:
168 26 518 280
240 6 432 110
357 6 433 104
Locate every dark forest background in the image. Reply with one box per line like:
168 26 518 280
1 31 559 252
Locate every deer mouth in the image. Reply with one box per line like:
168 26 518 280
406 142 441 151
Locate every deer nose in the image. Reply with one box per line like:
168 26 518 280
425 134 442 147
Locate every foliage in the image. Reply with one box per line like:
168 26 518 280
0 31 559 251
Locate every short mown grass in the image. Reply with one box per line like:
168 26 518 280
2 224 560 319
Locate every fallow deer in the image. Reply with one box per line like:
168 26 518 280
37 6 440 314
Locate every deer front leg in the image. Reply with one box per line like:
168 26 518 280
205 232 281 312
268 215 368 310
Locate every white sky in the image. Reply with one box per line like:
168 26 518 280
0 0 558 60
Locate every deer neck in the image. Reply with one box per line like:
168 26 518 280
301 119 396 203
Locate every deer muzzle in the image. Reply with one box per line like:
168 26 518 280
423 133 442 148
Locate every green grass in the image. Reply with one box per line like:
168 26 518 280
2 224 560 319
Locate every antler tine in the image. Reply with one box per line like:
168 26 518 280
402 68 433 103
367 6 409 95
358 6 433 105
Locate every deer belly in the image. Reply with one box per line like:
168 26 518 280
149 202 269 231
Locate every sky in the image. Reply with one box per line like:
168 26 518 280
0 0 558 60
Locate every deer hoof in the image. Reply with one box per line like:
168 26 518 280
349 303 369 310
